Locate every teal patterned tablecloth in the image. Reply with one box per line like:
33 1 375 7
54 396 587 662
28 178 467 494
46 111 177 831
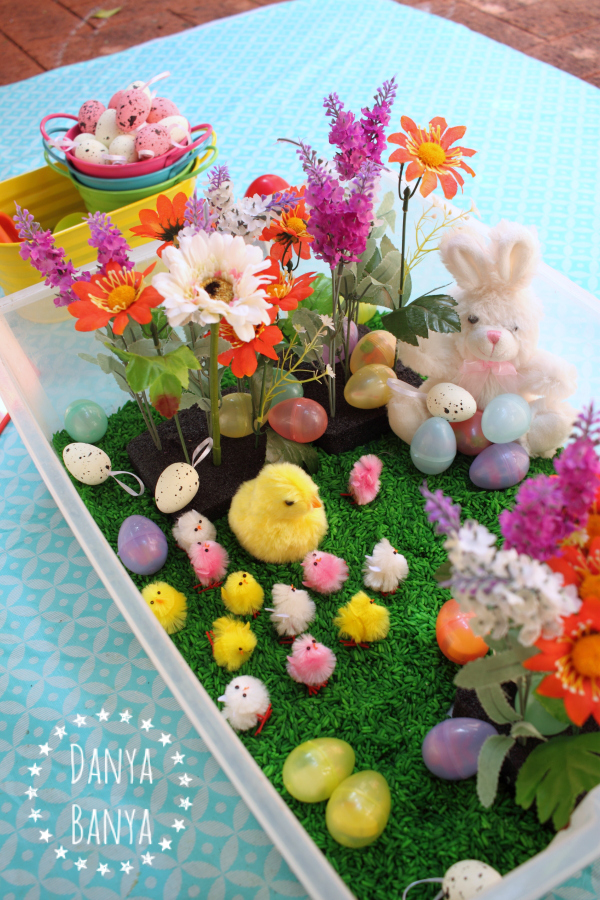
2 0 600 897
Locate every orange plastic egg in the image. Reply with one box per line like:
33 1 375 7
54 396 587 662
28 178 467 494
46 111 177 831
436 599 489 665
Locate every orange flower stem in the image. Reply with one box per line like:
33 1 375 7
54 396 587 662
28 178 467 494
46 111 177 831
210 322 222 466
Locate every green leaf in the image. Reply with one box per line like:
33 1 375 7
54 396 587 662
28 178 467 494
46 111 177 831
433 560 452 583
477 735 515 808
534 692 572 726
149 373 182 419
380 307 419 346
109 344 199 394
91 6 121 18
265 429 319 474
364 246 382 276
454 646 538 689
192 336 231 360
376 190 395 219
476 684 521 725
515 734 600 830
371 250 402 292
510 721 546 741
80 352 131 395
401 270 412 306
380 234 398 259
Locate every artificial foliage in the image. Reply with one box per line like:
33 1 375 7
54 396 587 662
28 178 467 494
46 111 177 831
53 398 556 899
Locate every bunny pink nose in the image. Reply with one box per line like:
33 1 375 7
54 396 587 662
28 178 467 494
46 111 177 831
487 330 502 345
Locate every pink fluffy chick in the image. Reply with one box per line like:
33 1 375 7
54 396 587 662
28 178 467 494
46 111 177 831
348 454 383 505
286 634 336 690
301 550 349 594
188 541 229 587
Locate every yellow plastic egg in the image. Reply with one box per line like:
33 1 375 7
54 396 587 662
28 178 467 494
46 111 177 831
282 738 355 803
220 393 253 438
344 364 398 409
326 771 391 847
350 330 396 374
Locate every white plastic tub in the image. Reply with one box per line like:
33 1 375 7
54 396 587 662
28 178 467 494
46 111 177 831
2 183 600 898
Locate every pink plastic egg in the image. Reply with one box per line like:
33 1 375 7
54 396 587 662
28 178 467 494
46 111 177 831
135 124 171 159
147 97 180 123
116 89 151 132
78 100 106 134
451 410 492 456
268 398 328 443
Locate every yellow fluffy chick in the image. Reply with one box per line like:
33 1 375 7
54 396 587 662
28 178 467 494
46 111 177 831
221 571 264 616
228 462 328 563
211 616 257 671
334 591 390 646
141 582 187 635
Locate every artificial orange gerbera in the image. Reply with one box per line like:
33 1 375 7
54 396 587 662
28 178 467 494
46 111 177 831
218 306 283 378
69 261 162 335
261 257 318 312
388 116 476 200
260 199 314 267
130 191 188 256
524 597 600 726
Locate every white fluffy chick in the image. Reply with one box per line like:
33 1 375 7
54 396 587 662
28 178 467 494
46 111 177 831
172 509 216 552
363 538 408 593
269 583 316 637
218 676 271 732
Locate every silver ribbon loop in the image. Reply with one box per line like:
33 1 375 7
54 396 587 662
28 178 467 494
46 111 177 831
192 438 213 469
387 379 428 402
402 878 443 900
110 471 145 497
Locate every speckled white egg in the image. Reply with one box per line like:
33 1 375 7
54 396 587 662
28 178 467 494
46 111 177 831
63 443 112 485
159 115 190 145
127 79 152 99
73 132 93 146
426 383 477 423
109 133 138 163
95 108 122 148
155 463 199 514
442 860 502 900
73 139 109 164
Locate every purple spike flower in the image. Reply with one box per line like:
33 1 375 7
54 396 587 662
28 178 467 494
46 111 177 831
14 204 81 307
86 212 133 274
419 482 462 536
208 165 230 190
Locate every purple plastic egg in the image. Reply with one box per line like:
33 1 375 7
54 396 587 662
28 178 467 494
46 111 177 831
322 318 359 365
117 515 168 576
422 718 497 780
469 441 530 490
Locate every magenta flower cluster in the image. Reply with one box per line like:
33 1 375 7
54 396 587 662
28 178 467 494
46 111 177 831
86 212 133 274
419 481 462 536
14 204 80 307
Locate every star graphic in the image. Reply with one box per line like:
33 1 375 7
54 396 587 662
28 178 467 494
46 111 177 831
28 764 42 777
172 818 185 833
28 809 42 822
53 725 67 739
55 846 67 859
158 733 172 747
120 710 132 723
178 774 192 787
159 837 172 851
75 858 87 871
25 787 38 800
97 863 110 877
38 743 51 756
178 797 192 811
39 829 52 842
96 708 109 722
73 714 87 728
141 852 154 866
141 718 153 732
171 751 185 765
121 860 134 874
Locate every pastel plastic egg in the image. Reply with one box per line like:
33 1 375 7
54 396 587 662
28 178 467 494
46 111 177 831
64 399 108 443
436 599 489 665
116 89 151 132
95 108 121 147
451 410 491 456
283 738 355 803
481 393 532 443
410 417 457 474
74 139 109 164
220 393 253 438
322 318 359 365
350 330 397 374
78 100 105 134
270 373 303 408
357 303 378 325
147 97 180 123
442 860 502 899
155 463 199 514
344 364 397 409
422 718 498 780
469 441 530 490
109 133 138 163
117 515 168 576
268 398 327 443
63 443 111 485
325 771 391 848
426 383 477 423
159 115 190 145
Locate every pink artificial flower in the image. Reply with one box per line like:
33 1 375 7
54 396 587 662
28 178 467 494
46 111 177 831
349 454 383 505
301 550 349 594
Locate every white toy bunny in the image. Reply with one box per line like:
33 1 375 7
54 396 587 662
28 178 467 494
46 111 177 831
387 220 577 458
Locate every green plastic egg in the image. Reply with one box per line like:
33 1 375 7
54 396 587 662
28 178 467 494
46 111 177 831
220 393 253 438
282 738 355 803
270 373 304 407
64 399 108 443
325 771 391 847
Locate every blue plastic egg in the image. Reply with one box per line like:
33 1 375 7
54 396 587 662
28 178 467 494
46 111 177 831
117 515 168 576
469 441 530 490
410 417 457 474
64 399 108 443
481 394 531 443
422 718 498 780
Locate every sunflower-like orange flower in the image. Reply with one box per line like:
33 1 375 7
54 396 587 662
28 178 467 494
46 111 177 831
524 597 600 727
261 257 318 312
388 116 476 200
130 191 188 256
260 199 314 267
69 261 162 334
218 306 282 378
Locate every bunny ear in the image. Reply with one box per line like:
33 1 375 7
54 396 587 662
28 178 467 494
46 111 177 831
492 220 539 287
439 226 491 291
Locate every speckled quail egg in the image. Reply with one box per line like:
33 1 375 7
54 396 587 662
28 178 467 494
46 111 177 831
95 108 122 148
109 133 138 163
155 463 199 514
147 97 180 123
127 79 152 99
63 443 112 485
78 99 105 134
442 860 502 900
158 115 190 145
73 139 109 164
426 382 477 423
135 124 171 159
116 88 151 132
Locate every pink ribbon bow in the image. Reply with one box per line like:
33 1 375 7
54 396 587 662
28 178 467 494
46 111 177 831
458 359 520 403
